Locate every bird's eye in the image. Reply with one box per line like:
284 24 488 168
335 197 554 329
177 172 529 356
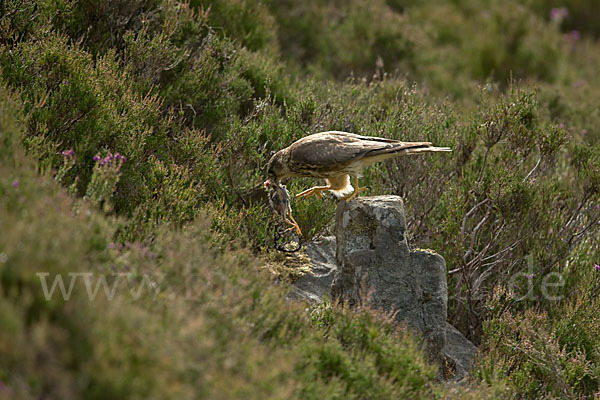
268 168 275 177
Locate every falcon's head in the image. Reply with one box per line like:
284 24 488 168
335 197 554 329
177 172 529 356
266 150 292 182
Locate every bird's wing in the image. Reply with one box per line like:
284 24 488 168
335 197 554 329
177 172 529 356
289 131 432 167
326 131 399 143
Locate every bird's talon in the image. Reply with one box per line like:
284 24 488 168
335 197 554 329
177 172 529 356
289 224 302 235
295 190 310 200
285 215 303 236
283 225 302 235
295 185 330 200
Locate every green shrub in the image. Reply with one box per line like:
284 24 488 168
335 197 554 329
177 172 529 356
1 0 600 397
267 0 417 80
526 0 600 38
0 84 476 399
191 0 279 53
477 286 600 397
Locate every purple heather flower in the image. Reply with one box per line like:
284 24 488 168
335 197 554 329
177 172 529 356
550 7 568 22
526 273 535 279
567 30 581 42
121 156 126 163
595 264 600 271
571 80 585 89
12 179 19 188
60 149 77 163
93 155 101 161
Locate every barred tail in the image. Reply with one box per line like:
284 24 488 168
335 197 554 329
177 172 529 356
365 142 452 158
403 146 452 155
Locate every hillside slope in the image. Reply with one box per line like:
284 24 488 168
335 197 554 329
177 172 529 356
1 0 599 398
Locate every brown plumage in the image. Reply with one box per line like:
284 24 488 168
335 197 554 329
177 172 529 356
266 131 451 201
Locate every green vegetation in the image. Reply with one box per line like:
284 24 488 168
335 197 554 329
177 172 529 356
0 86 465 399
1 0 599 398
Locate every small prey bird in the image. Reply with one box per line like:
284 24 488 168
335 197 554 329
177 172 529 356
264 179 302 235
266 131 452 201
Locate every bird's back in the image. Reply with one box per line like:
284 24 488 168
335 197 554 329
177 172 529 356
287 131 442 171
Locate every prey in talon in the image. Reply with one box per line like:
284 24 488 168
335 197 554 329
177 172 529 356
264 180 302 236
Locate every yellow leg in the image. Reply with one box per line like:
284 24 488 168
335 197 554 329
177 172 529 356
288 213 302 235
295 185 330 200
283 214 302 236
340 176 368 201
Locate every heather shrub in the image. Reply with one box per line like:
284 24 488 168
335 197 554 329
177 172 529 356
464 1 563 84
85 152 127 210
477 285 600 397
191 0 279 53
365 85 598 343
1 85 466 399
1 0 600 397
0 0 302 244
527 0 600 38
266 0 418 80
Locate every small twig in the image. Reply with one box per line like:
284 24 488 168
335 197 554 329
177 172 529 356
59 109 90 134
559 194 590 237
477 146 491 183
481 238 520 262
461 198 489 239
463 209 490 262
523 154 542 182
568 213 600 246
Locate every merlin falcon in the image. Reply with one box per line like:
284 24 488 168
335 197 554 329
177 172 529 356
265 131 451 202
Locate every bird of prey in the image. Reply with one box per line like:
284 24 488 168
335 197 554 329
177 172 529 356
264 180 302 235
266 131 451 201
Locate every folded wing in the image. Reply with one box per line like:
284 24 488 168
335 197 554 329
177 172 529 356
289 131 446 168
